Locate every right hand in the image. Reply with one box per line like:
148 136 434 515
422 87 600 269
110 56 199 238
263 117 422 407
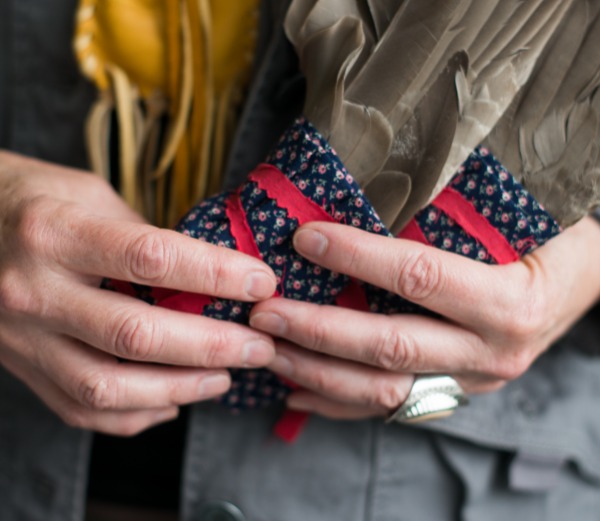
0 151 277 436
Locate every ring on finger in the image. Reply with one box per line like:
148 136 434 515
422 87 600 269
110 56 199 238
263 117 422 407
386 375 468 424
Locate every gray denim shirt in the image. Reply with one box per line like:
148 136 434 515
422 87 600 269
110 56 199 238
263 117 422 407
1 1 600 520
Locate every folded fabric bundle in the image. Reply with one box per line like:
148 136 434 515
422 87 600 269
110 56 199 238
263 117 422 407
109 117 560 413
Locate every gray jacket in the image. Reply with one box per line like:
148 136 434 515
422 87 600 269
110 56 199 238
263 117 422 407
1 1 600 520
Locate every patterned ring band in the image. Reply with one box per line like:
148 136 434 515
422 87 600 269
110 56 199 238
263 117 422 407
386 375 469 424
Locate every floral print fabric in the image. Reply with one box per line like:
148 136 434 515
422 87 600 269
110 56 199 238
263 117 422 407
110 118 561 411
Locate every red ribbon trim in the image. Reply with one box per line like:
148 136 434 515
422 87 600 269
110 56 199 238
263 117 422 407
248 164 336 225
335 280 370 312
432 187 519 265
226 190 264 261
397 218 431 245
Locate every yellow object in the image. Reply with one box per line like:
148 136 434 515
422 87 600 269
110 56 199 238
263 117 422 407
74 0 260 227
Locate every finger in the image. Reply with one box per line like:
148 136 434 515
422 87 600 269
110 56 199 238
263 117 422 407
269 342 413 412
292 223 527 325
52 282 275 368
287 390 381 420
33 334 231 410
1 351 179 437
43 204 276 301
251 299 490 375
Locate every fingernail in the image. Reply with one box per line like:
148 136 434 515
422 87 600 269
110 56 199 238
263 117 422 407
243 339 276 367
270 353 294 376
249 312 287 336
198 374 231 398
294 229 328 258
245 271 276 300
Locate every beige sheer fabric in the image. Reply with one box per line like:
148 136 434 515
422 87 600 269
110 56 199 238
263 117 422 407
285 0 600 231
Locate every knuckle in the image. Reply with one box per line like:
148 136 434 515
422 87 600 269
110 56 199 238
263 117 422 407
393 252 444 301
309 367 331 395
113 313 163 361
372 328 416 372
200 329 231 367
13 196 52 256
198 251 228 296
492 351 531 381
125 232 173 284
306 319 330 353
372 379 406 410
77 372 118 411
0 271 44 317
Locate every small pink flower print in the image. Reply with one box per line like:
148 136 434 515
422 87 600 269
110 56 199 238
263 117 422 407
259 212 266 221
232 306 241 314
301 162 308 171
336 190 344 199
467 180 476 190
355 198 363 208
293 280 301 290
519 197 528 207
182 230 191 236
275 256 284 265
336 170 344 180
485 186 495 196
205 222 214 230
501 213 509 223
482 207 491 217
290 152 296 160
306 152 313 160
276 217 285 227
517 219 527 229
502 192 511 202
314 266 322 275
318 164 327 174
346 174 353 183
477 250 487 260
276 150 283 159
256 232 265 242
298 180 307 189
293 261 302 270
316 186 325 195
275 237 283 245
428 210 437 221
473 161 481 170
480 147 489 155
461 244 471 255
373 223 382 232
352 217 361 227
428 232 436 242
215 302 224 311
310 285 320 294
499 171 508 181
443 238 453 248
538 222 547 231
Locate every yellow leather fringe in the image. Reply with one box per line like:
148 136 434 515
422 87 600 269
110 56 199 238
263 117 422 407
74 0 260 227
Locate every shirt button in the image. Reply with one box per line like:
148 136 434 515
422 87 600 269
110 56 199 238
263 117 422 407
198 501 246 521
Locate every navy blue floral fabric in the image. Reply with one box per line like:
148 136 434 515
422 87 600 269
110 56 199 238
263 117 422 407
110 118 561 412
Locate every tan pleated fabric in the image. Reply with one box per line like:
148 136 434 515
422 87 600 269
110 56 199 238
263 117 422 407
285 0 600 231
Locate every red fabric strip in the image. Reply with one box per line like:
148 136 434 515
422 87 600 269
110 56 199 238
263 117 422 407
335 280 370 312
109 279 138 298
157 292 214 314
226 191 264 260
248 164 336 225
397 219 430 245
274 410 310 443
432 187 519 265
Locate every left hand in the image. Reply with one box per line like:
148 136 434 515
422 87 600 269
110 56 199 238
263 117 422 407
249 217 600 420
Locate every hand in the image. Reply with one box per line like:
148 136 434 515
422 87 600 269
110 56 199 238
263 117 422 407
0 151 277 436
249 217 600 420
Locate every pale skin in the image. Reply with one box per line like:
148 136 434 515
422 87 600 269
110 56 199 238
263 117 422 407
0 151 277 436
250 218 600 419
2 152 600 433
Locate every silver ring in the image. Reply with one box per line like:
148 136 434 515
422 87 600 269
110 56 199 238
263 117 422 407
386 375 468 424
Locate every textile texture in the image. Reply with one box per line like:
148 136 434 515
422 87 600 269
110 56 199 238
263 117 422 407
109 118 561 411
